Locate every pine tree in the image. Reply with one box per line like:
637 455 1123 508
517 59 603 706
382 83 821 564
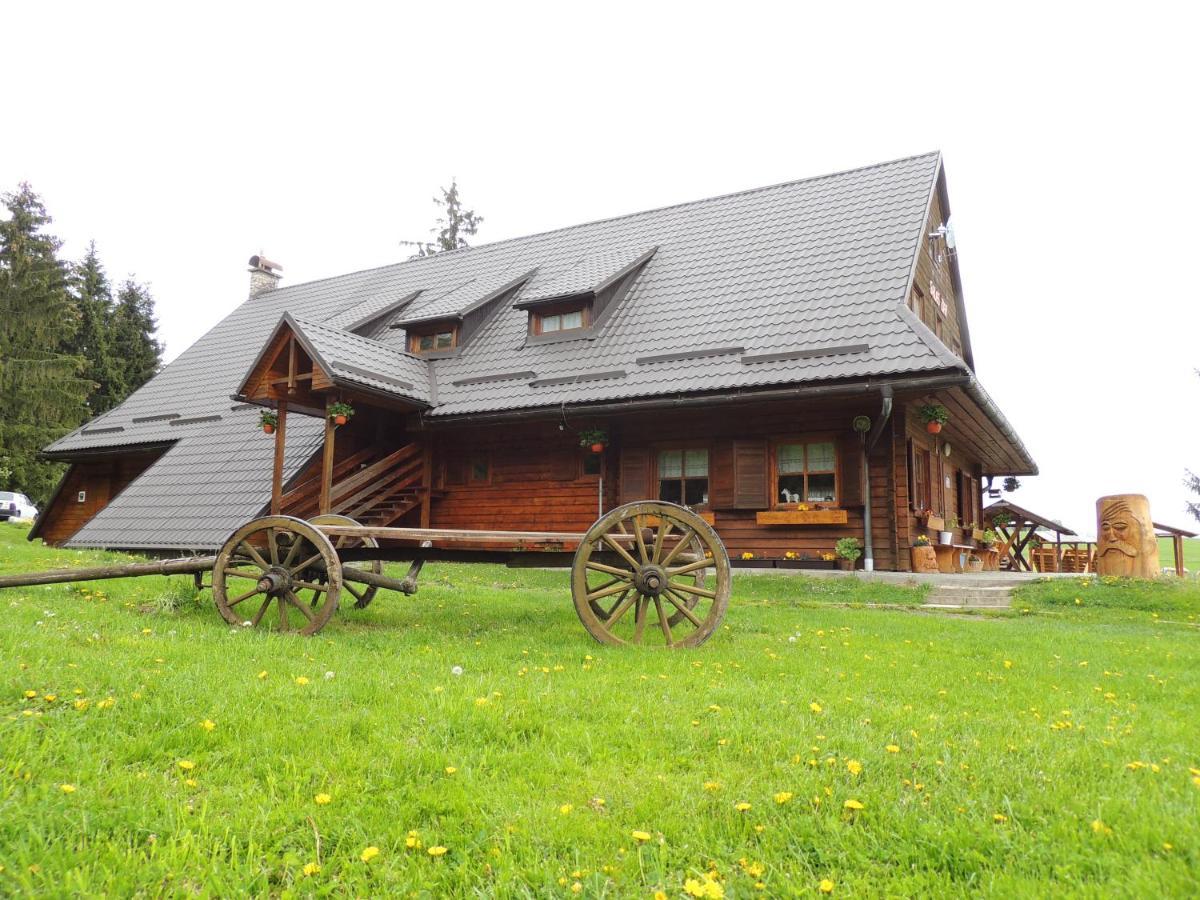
0 183 90 502
110 278 162 395
68 242 122 415
401 178 484 258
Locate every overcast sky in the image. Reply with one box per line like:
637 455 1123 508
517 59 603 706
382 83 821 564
4 1 1198 538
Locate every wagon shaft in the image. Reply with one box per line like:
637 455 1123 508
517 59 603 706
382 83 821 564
0 556 217 590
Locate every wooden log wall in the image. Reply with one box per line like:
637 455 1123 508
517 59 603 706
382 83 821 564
36 450 165 546
907 182 965 359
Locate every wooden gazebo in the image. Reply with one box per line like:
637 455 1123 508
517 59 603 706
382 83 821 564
1154 522 1197 577
983 500 1082 573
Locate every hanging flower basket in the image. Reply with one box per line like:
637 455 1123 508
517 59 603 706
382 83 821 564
329 402 354 427
579 428 608 453
260 411 278 435
917 403 949 434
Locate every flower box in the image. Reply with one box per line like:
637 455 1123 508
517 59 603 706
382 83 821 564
921 515 945 532
771 559 837 570
755 509 849 526
971 528 985 542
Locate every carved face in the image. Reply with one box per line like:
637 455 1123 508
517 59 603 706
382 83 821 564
1098 501 1142 561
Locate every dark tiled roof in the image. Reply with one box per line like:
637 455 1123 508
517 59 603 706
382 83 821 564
45 151 1029 549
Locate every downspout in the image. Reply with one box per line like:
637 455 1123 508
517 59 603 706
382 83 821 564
860 387 894 572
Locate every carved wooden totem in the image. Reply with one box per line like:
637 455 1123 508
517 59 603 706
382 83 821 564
1095 494 1160 578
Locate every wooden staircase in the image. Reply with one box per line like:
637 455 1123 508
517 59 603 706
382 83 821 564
279 442 427 528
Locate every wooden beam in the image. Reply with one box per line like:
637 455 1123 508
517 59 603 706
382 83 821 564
419 442 433 528
270 400 288 515
1174 534 1184 578
319 398 336 515
287 336 297 394
319 525 587 545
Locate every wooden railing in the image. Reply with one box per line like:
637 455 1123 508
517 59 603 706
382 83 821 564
280 442 426 526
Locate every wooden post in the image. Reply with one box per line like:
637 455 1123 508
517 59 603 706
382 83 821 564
319 398 336 515
1173 534 1184 578
419 441 433 528
270 400 288 515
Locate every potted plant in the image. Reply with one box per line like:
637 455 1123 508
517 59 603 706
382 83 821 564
917 403 949 434
835 537 862 571
939 515 955 546
579 428 609 454
260 411 278 435
911 534 938 573
329 402 354 426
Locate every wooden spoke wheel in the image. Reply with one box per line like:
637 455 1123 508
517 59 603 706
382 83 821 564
309 514 382 609
212 515 342 636
571 501 731 648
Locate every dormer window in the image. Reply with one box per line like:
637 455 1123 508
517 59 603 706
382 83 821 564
407 323 459 354
533 300 591 336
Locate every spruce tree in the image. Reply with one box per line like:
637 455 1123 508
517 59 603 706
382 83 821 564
110 278 162 395
0 183 89 502
401 178 484 258
68 242 122 415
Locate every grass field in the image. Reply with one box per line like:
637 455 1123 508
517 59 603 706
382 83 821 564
2 522 1199 897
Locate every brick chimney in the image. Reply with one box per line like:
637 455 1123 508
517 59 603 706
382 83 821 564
248 254 282 297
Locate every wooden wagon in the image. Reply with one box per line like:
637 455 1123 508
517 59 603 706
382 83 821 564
0 502 731 647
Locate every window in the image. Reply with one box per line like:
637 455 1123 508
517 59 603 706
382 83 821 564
775 441 837 505
657 448 708 506
407 325 458 354
909 285 923 315
468 453 490 484
532 301 591 336
912 445 931 512
581 453 602 477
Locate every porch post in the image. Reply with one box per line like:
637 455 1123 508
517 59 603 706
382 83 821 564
1174 534 1184 577
319 397 336 515
270 400 288 515
419 441 433 528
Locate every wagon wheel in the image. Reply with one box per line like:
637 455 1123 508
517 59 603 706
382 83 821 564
571 501 731 648
309 514 381 609
212 515 342 636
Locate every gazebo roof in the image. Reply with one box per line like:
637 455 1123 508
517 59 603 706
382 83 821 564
984 500 1077 536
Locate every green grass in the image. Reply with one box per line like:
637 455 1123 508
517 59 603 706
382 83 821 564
1158 536 1200 573
2 522 1199 897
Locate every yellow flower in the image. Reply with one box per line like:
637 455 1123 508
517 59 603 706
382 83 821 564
302 862 320 876
360 846 380 863
200 719 215 732
846 760 863 776
843 799 864 811
427 845 448 857
632 830 652 842
257 670 268 679
819 879 835 894
315 793 331 805
23 690 36 699
734 802 752 812
184 778 198 788
683 875 725 898
655 893 669 900
560 804 574 815
1003 660 1013 669
571 882 583 894
703 781 721 791
993 813 1008 824
43 694 57 703
809 702 823 714
445 766 457 775
885 744 900 753
741 552 754 560
405 830 421 849
1091 818 1111 835
177 760 195 771
774 791 793 804
60 783 77 794
295 676 310 686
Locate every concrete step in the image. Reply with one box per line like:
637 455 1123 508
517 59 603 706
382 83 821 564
923 584 1013 609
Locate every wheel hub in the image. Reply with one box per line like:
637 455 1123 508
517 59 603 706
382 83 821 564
634 563 668 597
256 567 292 595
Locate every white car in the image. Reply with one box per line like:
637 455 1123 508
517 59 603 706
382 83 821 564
0 491 38 522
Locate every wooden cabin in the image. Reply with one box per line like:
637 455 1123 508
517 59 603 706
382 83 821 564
32 152 1036 570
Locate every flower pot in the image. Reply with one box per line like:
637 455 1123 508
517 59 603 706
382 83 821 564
262 424 275 435
911 545 938 573
836 558 855 571
333 414 348 426
590 443 605 453
938 530 953 546
926 421 943 434
965 557 984 573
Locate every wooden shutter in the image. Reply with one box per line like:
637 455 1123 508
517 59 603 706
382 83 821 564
710 440 767 509
618 446 652 504
838 435 864 508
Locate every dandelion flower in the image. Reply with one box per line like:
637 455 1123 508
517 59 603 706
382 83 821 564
655 893 669 900
295 676 310 686
43 694 56 702
360 846 380 863
405 830 421 849
1004 660 1013 669
560 804 573 815
427 845 448 857
993 813 1008 824
184 778 198 788
809 702 823 714
445 766 458 775
451 665 463 676
703 781 721 791
257 670 268 679
886 744 900 753
846 760 863 776
843 799 864 811
200 719 215 732
774 791 793 804
177 760 195 771
60 783 77 794
734 802 752 812
315 793 331 805
631 830 651 842
302 862 320 876
819 879 835 894
571 883 582 894
23 690 36 699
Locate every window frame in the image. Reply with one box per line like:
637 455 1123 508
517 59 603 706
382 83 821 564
407 322 460 354
911 443 932 513
652 443 711 509
531 299 592 336
769 436 841 509
466 451 491 485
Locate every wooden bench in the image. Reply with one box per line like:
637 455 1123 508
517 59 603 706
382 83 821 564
933 543 977 574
